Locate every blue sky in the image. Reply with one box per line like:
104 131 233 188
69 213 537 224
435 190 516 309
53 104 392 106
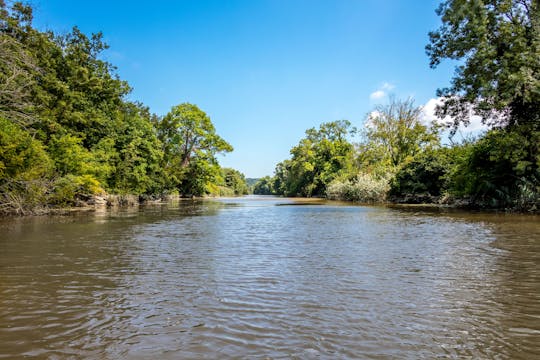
32 0 457 178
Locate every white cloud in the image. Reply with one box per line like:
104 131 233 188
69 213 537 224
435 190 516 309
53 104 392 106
370 90 386 100
364 110 381 129
421 97 489 142
420 98 446 125
369 82 395 100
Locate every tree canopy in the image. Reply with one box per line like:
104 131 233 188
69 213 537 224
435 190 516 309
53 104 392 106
427 0 539 130
0 2 244 213
273 120 356 197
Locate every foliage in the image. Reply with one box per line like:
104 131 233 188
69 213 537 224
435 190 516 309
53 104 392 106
221 167 249 195
389 148 454 198
358 97 440 171
106 103 164 195
253 176 275 195
0 116 51 181
0 2 240 212
326 173 389 203
274 120 356 197
50 174 104 206
156 103 233 196
48 133 94 176
449 126 539 209
177 155 223 196
157 103 232 169
427 0 539 129
0 114 52 215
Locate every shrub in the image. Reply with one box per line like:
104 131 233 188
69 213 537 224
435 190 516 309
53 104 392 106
389 148 452 198
449 126 539 210
0 179 51 215
327 173 389 203
50 174 104 206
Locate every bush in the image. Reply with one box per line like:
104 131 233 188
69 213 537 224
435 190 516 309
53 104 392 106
253 176 275 195
0 117 52 181
218 185 235 197
327 173 389 203
0 179 51 215
389 148 452 198
450 126 539 210
50 174 104 206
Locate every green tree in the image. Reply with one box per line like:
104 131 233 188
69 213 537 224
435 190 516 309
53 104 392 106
427 0 539 129
253 176 275 195
106 103 164 195
276 120 356 197
389 147 455 200
358 97 440 171
221 167 249 195
0 116 52 214
450 127 539 209
156 103 233 196
0 117 51 181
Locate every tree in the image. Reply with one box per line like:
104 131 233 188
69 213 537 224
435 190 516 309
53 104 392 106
221 168 249 195
0 33 37 127
156 103 233 195
0 116 51 181
358 97 439 170
389 148 454 199
253 176 275 195
0 116 52 215
106 103 164 195
426 0 539 130
275 120 356 197
449 127 539 209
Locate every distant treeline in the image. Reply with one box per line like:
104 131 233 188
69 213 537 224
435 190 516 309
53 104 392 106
254 0 539 212
0 3 248 215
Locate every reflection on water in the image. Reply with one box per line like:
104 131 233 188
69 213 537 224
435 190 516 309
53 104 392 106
1 197 539 359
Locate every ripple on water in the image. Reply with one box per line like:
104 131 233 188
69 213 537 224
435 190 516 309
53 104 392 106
0 199 539 359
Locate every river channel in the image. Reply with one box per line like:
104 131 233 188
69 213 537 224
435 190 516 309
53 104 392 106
1 196 539 359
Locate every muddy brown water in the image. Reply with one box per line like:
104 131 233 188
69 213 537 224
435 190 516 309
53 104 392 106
1 196 539 359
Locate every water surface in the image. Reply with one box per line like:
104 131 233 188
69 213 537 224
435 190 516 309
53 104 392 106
1 197 539 358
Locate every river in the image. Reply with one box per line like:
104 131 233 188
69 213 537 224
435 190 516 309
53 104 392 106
1 196 539 359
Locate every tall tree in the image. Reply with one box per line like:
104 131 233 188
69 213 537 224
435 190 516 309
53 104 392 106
157 103 233 195
426 0 539 130
277 120 356 197
358 97 439 170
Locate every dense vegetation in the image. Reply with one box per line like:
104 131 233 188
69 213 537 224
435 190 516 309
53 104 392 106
254 0 539 211
0 2 247 214
2 1 538 214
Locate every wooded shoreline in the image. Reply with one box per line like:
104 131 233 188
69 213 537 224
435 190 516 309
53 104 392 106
1 2 538 216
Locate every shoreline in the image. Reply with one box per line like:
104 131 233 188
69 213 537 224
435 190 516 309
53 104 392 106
2 193 538 217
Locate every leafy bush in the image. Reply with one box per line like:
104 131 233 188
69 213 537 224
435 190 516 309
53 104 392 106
253 176 275 195
450 127 539 210
50 174 104 206
327 173 389 203
0 117 52 181
389 148 452 198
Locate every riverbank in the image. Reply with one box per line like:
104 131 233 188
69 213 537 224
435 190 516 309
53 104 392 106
2 192 537 217
0 194 169 217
